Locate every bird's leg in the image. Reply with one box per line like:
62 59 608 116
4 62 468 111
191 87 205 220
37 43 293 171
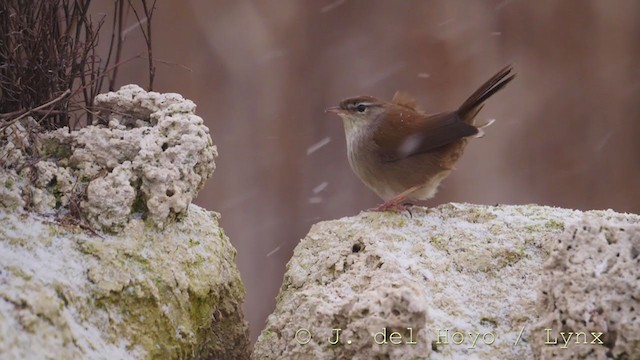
369 186 420 212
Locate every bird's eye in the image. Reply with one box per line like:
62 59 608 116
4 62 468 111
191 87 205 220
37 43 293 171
356 104 367 112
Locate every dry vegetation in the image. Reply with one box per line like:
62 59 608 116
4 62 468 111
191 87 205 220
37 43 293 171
0 0 156 136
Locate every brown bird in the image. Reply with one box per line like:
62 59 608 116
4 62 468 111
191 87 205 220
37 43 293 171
326 65 515 211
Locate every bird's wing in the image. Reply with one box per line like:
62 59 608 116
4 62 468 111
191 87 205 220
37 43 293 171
372 108 478 162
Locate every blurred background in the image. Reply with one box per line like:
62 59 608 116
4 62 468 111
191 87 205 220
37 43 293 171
92 0 640 342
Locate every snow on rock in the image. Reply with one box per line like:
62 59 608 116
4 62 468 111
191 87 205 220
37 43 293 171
0 85 249 359
0 205 249 359
251 203 640 359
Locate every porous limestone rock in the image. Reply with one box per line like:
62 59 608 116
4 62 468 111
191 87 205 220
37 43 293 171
252 203 640 360
0 205 250 359
1 85 248 359
0 84 217 231
533 218 640 359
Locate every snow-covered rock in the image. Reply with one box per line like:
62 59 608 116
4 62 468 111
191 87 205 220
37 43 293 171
0 86 248 359
0 205 249 359
252 203 640 359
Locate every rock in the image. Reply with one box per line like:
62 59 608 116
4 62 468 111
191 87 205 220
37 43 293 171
0 86 248 359
534 218 640 359
0 205 250 359
0 84 217 231
252 203 640 359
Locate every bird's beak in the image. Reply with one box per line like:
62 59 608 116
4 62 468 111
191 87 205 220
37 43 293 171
325 106 343 114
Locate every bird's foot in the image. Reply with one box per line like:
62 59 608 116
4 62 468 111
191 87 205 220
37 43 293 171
368 186 420 214
369 201 413 213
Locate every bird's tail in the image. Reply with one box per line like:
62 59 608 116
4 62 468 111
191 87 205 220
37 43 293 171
457 65 515 125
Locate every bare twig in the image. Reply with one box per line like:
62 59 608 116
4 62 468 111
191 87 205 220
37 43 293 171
127 0 156 90
109 0 125 91
1 89 71 130
141 56 193 72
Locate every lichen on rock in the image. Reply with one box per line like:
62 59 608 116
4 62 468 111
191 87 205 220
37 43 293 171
0 205 249 359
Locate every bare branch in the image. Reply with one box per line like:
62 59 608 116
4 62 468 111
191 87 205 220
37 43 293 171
109 0 126 91
127 0 156 90
1 89 71 130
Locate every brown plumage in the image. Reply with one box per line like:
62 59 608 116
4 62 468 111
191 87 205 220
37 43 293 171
327 65 515 211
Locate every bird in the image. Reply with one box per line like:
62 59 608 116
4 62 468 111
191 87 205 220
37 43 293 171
326 65 515 211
